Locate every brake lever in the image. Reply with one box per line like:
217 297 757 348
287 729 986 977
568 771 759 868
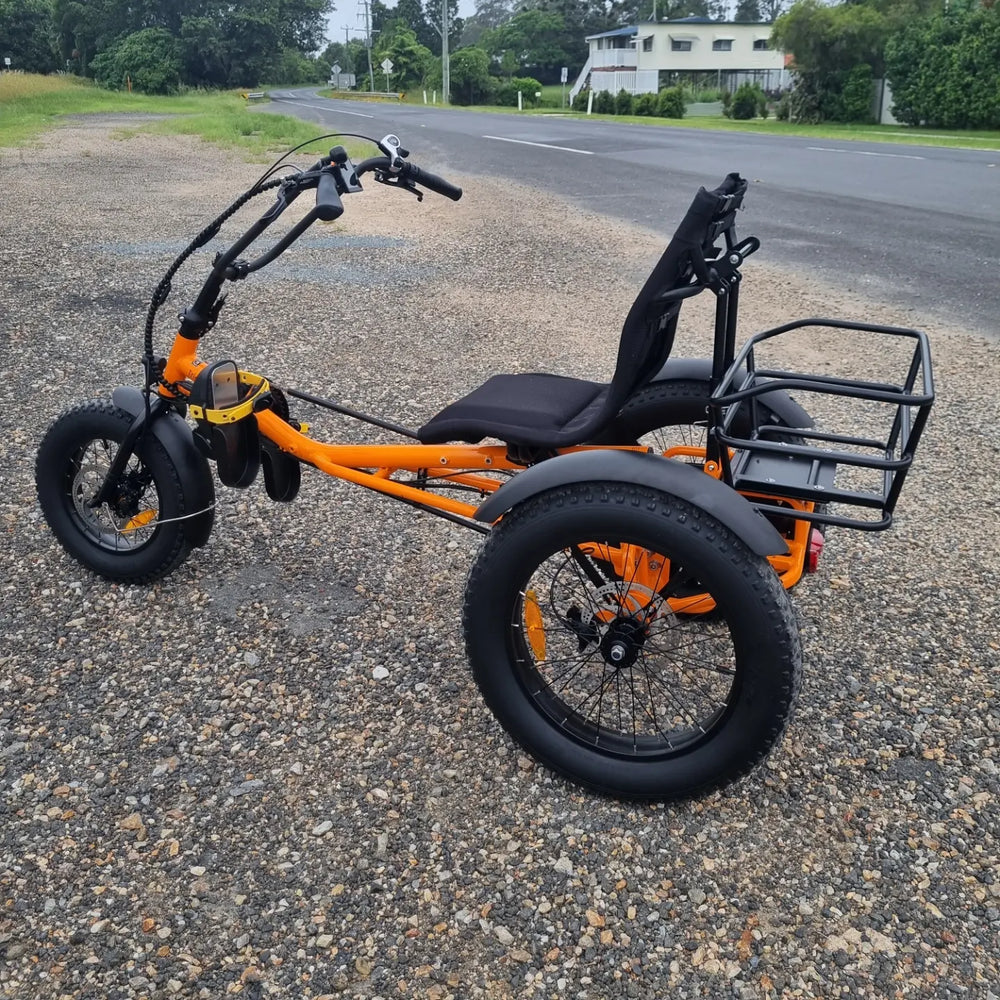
373 169 423 201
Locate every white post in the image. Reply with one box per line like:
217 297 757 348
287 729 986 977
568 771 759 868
587 90 594 115
517 90 522 111
433 89 437 104
423 90 427 104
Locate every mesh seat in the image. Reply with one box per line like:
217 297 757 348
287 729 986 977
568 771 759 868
417 173 748 449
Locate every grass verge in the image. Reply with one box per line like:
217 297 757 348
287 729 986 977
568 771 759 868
0 74 351 159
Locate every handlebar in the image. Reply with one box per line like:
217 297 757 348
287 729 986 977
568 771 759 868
176 136 461 340
355 155 463 202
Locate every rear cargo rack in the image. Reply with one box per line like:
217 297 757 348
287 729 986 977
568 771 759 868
712 318 935 531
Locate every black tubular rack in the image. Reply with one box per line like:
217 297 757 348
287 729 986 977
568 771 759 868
711 318 935 531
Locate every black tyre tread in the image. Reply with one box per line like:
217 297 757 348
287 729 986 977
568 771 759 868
463 482 802 801
35 400 192 584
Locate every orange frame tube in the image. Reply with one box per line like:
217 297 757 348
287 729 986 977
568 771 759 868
161 333 812 589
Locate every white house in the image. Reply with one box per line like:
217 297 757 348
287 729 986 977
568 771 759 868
574 18 790 100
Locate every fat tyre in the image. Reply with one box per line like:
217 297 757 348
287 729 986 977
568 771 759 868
602 378 799 454
36 400 192 583
463 482 802 800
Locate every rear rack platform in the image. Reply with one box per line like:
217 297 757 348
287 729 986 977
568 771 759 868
712 318 935 531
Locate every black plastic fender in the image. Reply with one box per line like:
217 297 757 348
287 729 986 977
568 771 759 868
474 449 788 557
651 357 814 429
112 387 216 548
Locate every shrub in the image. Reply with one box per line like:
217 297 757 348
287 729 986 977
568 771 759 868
634 92 658 116
593 90 615 114
730 82 766 120
837 63 874 124
90 29 182 94
614 88 634 115
656 85 684 118
494 75 544 107
572 88 590 111
775 92 791 121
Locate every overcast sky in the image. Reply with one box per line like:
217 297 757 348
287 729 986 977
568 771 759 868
325 0 478 46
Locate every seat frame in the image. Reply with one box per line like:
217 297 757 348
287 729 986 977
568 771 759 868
416 173 753 450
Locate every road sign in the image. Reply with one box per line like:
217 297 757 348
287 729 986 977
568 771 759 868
381 58 393 74
332 63 341 74
560 66 568 83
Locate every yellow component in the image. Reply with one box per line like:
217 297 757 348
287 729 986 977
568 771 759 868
524 589 546 661
122 509 157 533
188 370 270 425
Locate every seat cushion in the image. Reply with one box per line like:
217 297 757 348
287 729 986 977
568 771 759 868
417 373 609 447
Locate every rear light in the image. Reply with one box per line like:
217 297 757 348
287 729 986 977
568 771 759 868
806 527 825 573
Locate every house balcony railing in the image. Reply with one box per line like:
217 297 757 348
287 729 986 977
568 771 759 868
590 49 638 69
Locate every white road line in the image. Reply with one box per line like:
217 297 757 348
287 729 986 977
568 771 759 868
277 99 375 119
808 145 925 161
483 135 594 155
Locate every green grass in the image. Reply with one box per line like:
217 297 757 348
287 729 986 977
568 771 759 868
0 74 353 158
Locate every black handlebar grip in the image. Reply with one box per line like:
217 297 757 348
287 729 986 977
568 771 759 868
403 163 463 202
315 169 344 221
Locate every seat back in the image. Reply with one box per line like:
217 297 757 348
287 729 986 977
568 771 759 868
603 173 748 416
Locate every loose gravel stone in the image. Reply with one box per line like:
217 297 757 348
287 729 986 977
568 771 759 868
1 117 998 1000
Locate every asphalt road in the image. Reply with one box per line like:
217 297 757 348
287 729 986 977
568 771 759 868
268 90 999 338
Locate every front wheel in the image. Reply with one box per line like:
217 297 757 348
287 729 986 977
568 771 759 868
463 483 802 800
35 400 193 583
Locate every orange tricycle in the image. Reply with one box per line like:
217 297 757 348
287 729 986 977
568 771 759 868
35 133 934 800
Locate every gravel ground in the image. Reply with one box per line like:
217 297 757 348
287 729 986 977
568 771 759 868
1 119 998 1000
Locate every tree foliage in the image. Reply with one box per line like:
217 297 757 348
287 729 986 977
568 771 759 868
90 27 182 93
48 0 332 89
480 8 572 84
885 2 1000 128
771 0 887 121
0 0 59 72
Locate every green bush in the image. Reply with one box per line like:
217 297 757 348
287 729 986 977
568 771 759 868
886 4 1000 128
614 88 634 115
656 86 684 118
91 28 182 94
634 92 658 116
594 90 615 114
572 88 590 111
729 82 766 120
775 92 791 121
495 76 544 107
837 63 873 124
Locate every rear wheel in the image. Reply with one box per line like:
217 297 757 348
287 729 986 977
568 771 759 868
35 401 193 583
463 482 801 800
605 378 805 458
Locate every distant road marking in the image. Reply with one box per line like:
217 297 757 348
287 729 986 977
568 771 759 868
808 145 925 161
483 135 594 155
276 98 374 119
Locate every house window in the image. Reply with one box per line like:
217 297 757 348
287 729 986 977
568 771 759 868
671 39 692 51
712 39 733 51
642 36 653 52
753 38 769 50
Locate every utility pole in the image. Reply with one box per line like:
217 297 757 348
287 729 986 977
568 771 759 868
359 0 375 92
431 0 450 104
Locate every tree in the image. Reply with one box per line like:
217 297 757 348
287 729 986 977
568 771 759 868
734 0 763 21
771 0 889 121
443 45 493 103
480 8 572 84
885 3 1000 127
90 27 182 93
0 0 59 72
375 22 434 88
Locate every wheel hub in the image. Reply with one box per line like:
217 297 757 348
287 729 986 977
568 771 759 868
599 618 647 669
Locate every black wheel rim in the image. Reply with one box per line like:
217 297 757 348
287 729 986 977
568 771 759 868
509 536 738 758
65 437 162 553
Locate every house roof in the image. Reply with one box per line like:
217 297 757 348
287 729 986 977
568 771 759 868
584 26 639 41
